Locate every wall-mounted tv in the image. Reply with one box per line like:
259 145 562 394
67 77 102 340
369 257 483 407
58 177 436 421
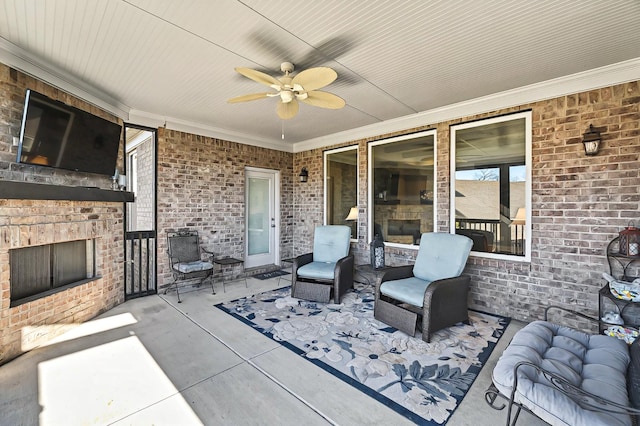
17 89 122 176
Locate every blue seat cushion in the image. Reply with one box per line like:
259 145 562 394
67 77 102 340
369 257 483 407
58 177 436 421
297 261 336 280
493 320 631 426
380 277 430 307
175 261 213 274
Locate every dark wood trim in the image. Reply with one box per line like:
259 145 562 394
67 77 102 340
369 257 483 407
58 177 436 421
0 180 134 202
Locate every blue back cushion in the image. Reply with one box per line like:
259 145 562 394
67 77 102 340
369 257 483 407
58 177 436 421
412 233 472 281
312 225 351 263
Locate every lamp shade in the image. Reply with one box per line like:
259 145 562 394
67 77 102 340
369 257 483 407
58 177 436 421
511 208 526 226
345 207 358 221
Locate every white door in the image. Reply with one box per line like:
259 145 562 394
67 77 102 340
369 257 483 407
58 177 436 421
245 167 279 268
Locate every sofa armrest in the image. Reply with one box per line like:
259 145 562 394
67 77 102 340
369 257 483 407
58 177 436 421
375 265 414 298
509 361 640 418
543 305 598 324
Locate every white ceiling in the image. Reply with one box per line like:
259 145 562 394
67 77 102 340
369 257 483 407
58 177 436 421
1 0 639 152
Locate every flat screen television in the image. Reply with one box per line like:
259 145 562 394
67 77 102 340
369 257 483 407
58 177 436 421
16 89 122 176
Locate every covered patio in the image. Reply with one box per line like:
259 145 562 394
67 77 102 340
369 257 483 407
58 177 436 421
0 277 546 425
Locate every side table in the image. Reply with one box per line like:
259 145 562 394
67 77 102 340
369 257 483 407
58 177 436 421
354 264 392 285
214 257 247 292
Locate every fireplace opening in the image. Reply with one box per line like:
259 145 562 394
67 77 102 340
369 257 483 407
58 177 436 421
10 239 97 307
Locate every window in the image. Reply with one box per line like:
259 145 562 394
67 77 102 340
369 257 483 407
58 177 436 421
368 130 436 247
450 111 531 260
324 146 358 240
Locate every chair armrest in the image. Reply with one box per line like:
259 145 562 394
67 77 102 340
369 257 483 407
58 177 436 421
334 254 355 301
375 265 414 298
292 253 313 282
423 275 470 306
335 254 354 281
380 265 415 283
201 248 214 261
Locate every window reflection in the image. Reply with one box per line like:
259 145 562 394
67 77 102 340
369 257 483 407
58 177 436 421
369 131 436 246
325 146 358 240
451 112 530 257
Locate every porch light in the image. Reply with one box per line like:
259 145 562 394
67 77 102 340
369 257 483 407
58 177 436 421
582 124 601 156
299 167 309 183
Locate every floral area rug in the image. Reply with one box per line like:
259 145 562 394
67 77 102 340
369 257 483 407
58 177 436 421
215 282 510 425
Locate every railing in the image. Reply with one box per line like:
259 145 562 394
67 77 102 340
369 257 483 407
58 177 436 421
124 230 157 300
456 218 525 255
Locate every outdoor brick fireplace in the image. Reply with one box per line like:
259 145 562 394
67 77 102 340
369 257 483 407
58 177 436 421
0 65 129 364
0 198 126 364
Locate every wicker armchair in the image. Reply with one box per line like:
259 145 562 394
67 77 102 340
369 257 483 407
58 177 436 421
374 232 473 342
292 225 354 303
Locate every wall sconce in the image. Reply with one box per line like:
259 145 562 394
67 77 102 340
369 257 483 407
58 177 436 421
582 124 601 156
299 167 308 183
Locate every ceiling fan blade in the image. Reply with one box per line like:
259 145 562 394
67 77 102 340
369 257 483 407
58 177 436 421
299 91 345 109
291 67 337 91
227 92 272 103
235 67 282 88
276 99 299 120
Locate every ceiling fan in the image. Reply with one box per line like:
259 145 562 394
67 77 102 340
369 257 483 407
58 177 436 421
228 62 346 120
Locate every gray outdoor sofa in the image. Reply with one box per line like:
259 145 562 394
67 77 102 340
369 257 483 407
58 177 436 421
486 307 640 426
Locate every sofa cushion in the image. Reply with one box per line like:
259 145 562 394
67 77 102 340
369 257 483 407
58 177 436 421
412 233 472 282
493 320 631 426
379 277 430 307
297 261 336 280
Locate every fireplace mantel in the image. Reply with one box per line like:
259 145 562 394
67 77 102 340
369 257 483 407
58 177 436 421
0 180 134 202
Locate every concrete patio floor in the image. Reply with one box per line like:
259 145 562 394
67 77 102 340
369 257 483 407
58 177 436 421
0 274 548 425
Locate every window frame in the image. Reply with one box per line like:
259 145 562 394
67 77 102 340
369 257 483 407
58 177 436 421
449 111 532 262
367 129 437 249
323 145 359 242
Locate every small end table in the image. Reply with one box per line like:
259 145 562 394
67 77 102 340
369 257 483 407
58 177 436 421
214 257 246 292
354 264 392 285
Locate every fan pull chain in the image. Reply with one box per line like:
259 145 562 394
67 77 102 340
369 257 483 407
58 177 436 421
281 120 285 140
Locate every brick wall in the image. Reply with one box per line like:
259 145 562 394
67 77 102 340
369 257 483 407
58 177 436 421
0 64 126 364
294 81 640 326
156 128 294 287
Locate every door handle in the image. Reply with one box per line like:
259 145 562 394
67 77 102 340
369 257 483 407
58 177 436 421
271 218 276 228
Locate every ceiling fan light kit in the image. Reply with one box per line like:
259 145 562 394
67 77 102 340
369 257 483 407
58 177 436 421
228 62 345 120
